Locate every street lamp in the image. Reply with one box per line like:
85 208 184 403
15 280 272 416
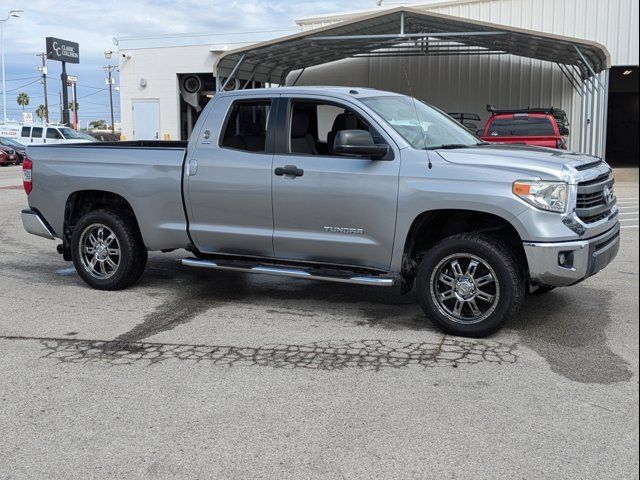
0 9 22 123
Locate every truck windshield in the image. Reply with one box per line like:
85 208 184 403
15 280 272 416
361 96 481 149
58 127 96 140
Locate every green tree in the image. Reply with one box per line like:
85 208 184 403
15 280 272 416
16 92 30 112
89 120 107 129
35 104 48 121
68 101 79 111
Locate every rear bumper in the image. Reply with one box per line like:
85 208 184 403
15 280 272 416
523 223 620 287
21 209 56 240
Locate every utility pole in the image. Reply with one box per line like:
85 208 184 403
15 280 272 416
70 81 78 129
36 52 49 123
103 65 116 133
66 75 78 129
58 90 62 123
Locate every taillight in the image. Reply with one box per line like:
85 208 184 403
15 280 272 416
23 157 32 194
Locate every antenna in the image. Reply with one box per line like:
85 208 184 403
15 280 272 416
401 58 432 169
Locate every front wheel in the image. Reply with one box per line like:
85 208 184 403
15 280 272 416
416 234 525 337
71 209 147 290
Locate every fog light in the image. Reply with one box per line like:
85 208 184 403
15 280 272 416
558 251 574 268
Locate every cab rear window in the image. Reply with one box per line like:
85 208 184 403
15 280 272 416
487 117 555 137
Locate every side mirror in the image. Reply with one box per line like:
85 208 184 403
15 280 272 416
334 129 390 160
559 126 570 136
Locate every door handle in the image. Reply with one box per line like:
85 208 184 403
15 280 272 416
274 165 304 177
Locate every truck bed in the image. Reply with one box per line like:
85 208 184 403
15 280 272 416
25 142 191 251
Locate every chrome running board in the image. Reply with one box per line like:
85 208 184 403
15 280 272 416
181 258 394 287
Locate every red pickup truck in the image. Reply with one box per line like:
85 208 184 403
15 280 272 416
480 107 569 149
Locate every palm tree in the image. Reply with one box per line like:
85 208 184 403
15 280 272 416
35 105 47 121
68 101 79 112
16 92 30 112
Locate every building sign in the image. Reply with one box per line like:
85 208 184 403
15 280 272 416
45 37 80 64
22 112 33 124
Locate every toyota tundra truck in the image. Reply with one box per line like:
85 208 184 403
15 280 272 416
21 87 620 337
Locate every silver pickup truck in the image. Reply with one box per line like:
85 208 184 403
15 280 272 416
21 87 620 337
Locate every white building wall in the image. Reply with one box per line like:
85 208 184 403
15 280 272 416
295 0 639 153
118 45 221 140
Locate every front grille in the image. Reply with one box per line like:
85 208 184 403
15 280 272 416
576 174 615 224
595 230 619 252
580 210 612 224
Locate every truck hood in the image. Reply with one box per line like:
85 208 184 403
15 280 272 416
436 144 599 180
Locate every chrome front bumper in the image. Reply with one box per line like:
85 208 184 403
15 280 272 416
21 209 56 240
523 223 620 287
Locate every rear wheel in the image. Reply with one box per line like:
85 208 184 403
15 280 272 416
71 209 147 290
416 233 524 337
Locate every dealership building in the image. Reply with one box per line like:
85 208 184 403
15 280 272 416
116 0 639 165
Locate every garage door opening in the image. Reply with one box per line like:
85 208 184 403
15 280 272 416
606 66 639 167
178 74 216 141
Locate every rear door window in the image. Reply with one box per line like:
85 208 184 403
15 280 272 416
31 127 43 138
488 117 556 137
220 100 272 153
21 127 31 137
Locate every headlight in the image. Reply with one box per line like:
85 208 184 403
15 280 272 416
513 180 568 213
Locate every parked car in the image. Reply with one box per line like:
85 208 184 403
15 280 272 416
0 123 95 145
87 131 121 142
0 145 18 166
21 87 619 337
481 106 570 149
0 137 26 164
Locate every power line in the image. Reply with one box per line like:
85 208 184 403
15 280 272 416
77 84 109 90
77 88 108 100
5 79 41 93
6 75 40 82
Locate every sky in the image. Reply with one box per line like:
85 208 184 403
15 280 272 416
1 0 385 127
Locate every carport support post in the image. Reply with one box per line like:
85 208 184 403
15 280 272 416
600 69 610 161
589 77 598 155
219 54 245 92
579 78 586 153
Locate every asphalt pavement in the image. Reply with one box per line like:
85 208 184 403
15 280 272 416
0 165 638 479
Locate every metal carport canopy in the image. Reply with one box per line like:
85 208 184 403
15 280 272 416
214 6 611 87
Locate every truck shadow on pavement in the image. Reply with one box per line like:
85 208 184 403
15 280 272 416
2 255 632 380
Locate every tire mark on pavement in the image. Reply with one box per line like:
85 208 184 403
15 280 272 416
114 274 248 342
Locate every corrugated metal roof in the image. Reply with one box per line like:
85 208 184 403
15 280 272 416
214 7 611 85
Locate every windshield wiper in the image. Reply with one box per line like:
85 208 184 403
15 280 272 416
425 144 474 150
